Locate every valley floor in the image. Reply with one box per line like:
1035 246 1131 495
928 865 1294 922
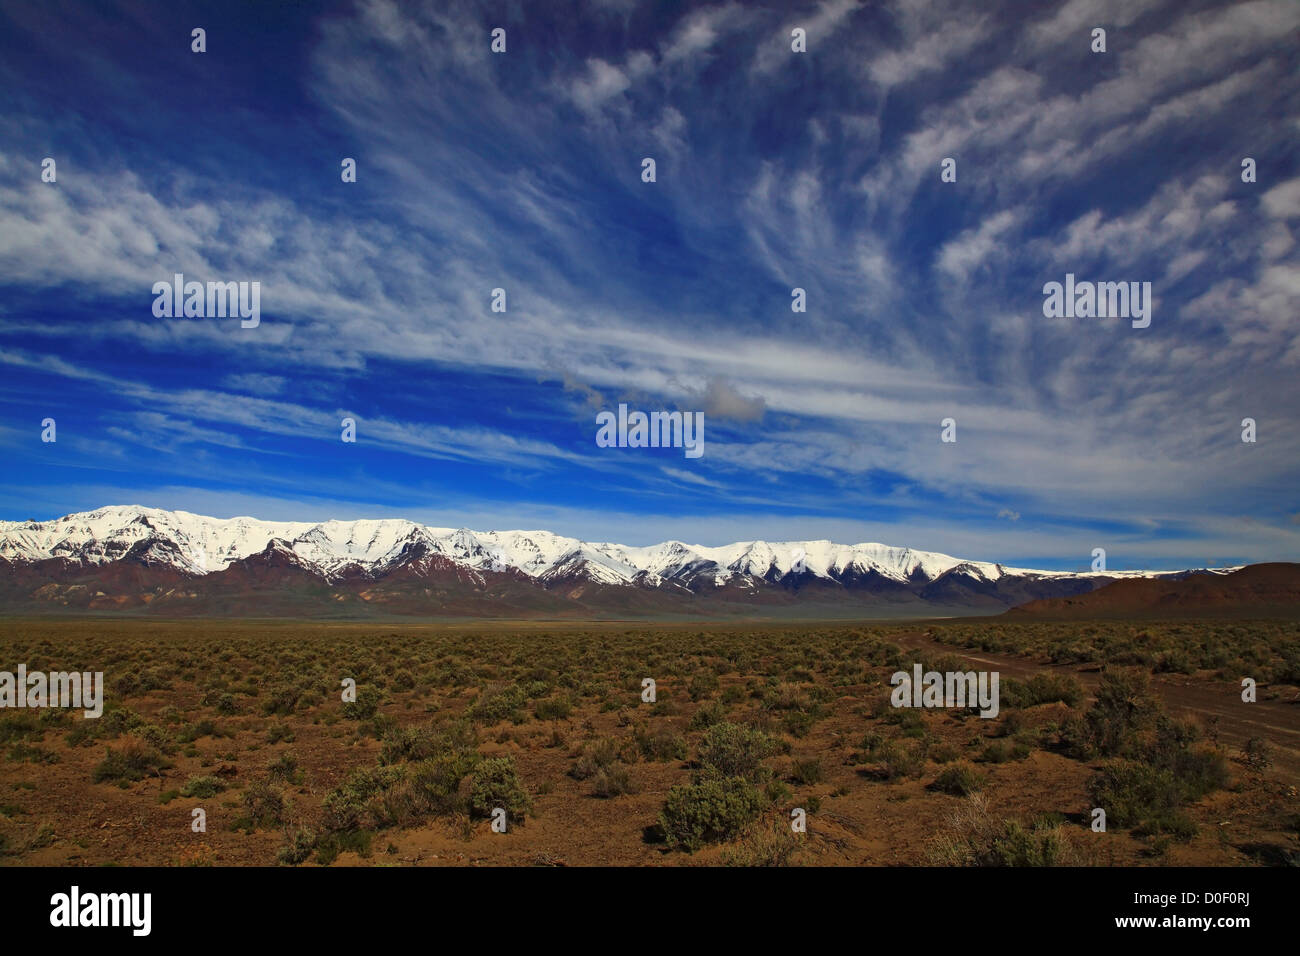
0 617 1295 867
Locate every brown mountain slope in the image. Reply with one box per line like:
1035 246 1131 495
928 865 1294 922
1006 562 1300 618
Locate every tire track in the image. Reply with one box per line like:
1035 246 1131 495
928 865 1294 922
894 630 1300 784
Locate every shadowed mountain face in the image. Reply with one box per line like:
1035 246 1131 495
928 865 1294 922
0 506 1247 619
1006 563 1300 619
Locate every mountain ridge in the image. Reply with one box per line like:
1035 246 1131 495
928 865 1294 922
0 505 1245 619
1005 562 1300 619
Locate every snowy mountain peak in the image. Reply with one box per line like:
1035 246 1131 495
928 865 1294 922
0 505 1227 591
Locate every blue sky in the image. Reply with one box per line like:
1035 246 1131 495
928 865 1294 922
1 0 1298 570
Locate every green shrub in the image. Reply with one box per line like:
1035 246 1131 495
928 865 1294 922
468 756 531 821
689 701 727 730
261 685 301 716
789 758 823 785
688 671 720 701
1149 729 1228 798
277 827 316 865
180 775 226 799
635 725 687 762
875 739 927 781
315 829 373 865
979 739 1030 763
341 683 383 720
697 722 778 783
177 719 223 743
64 722 97 748
590 765 636 798
379 718 476 765
1002 672 1084 709
131 724 176 755
1087 761 1205 839
396 751 481 818
928 795 1077 866
931 763 986 796
268 752 301 783
987 821 1071 865
322 765 407 831
534 696 572 721
1064 668 1161 758
266 722 295 744
241 780 286 826
100 706 146 738
7 742 58 764
928 741 961 763
571 738 620 780
92 743 169 783
469 684 527 724
0 713 42 744
659 776 764 852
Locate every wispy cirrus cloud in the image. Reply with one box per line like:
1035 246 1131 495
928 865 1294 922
0 0 1296 567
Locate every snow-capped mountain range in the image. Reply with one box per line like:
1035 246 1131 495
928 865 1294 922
1 505 1170 584
0 505 1237 618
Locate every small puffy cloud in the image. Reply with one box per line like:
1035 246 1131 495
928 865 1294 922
691 379 767 423
566 53 653 113
1262 178 1300 219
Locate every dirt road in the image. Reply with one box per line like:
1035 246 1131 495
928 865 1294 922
893 630 1300 784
